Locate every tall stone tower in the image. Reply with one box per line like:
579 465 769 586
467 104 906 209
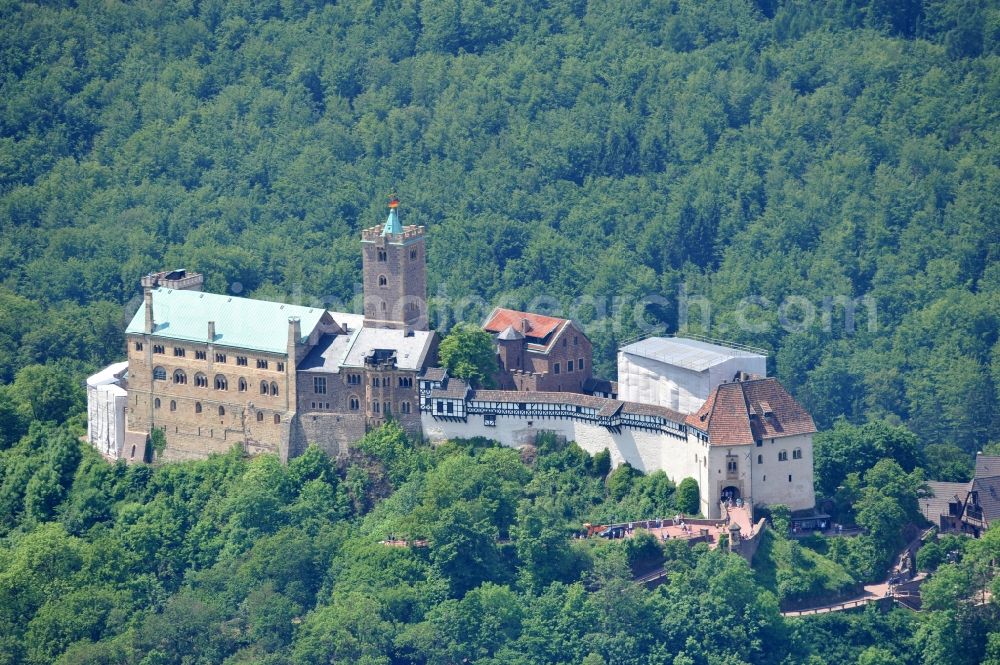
361 197 428 330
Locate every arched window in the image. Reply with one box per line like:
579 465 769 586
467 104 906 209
384 401 391 415
173 369 187 384
271 382 278 397
792 448 803 460
778 450 788 462
381 301 386 311
257 411 264 422
373 401 380 413
130 444 136 458
195 402 202 413
169 400 176 411
378 275 387 287
154 398 161 409
349 396 359 410
401 401 411 414
757 454 763 464
410 249 417 260
239 377 248 392
195 373 207 388
153 366 166 381
377 248 386 262
261 382 269 395
218 406 225 416
273 414 280 424
215 375 228 390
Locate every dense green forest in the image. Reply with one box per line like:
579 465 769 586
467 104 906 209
0 416 997 664
2 0 1000 662
0 0 998 450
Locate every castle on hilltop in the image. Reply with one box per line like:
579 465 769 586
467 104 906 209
87 198 816 519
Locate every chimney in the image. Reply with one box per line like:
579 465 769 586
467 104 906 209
143 284 154 334
287 317 301 366
520 318 530 334
208 321 216 342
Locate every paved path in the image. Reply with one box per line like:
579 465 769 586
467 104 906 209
781 574 926 617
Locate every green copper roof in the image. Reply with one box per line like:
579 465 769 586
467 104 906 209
125 288 327 354
382 207 402 235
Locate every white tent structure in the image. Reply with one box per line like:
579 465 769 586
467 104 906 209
86 361 129 459
618 337 767 413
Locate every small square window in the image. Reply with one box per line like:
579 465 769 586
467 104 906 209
215 353 226 363
237 356 248 366
174 347 185 357
135 342 144 351
277 362 284 372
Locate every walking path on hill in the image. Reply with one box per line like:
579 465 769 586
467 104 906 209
781 573 927 617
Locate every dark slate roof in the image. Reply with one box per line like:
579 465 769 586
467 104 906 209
298 333 356 373
920 481 970 523
472 390 610 409
685 377 815 446
429 377 471 399
420 366 448 382
583 377 618 394
468 390 686 424
971 476 1000 526
975 455 1000 479
621 401 685 421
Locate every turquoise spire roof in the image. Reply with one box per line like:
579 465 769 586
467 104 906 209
383 198 402 235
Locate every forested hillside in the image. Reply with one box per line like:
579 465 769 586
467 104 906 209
4 419 998 665
0 0 998 450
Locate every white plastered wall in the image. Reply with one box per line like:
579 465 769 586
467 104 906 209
747 432 816 512
423 412 711 515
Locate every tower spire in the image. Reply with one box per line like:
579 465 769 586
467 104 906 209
383 195 402 235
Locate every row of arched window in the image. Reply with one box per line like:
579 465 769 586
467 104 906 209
153 367 278 396
152 397 281 423
369 376 414 388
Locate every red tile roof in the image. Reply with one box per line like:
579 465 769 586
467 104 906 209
483 308 566 341
686 377 816 446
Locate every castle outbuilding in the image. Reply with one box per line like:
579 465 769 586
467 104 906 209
483 308 593 393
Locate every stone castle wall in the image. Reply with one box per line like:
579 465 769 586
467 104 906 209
126 334 294 461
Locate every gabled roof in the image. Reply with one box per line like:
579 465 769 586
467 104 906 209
420 367 448 382
496 325 525 341
430 377 471 400
970 476 1000 525
685 377 815 446
582 377 618 395
125 288 328 355
483 308 570 347
975 455 1000 480
920 481 970 523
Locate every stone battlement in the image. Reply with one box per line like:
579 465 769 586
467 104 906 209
141 269 204 292
361 224 425 242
